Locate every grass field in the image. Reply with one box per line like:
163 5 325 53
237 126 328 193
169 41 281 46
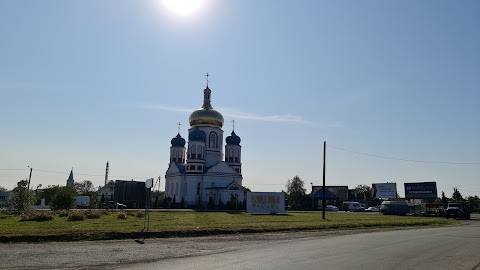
0 210 457 242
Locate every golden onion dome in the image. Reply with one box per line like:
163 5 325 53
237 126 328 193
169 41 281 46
189 86 224 127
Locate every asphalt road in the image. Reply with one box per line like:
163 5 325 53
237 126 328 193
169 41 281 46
1 216 479 270
125 218 480 270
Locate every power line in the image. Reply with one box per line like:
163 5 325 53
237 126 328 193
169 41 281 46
328 145 480 165
0 168 152 179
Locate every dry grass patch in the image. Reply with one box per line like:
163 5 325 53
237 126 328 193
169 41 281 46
0 211 458 242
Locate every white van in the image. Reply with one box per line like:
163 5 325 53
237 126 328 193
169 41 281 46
342 201 365 212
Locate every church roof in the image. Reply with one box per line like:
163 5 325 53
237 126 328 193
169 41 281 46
67 169 74 182
171 133 186 147
189 127 206 142
226 131 241 145
175 164 186 174
189 86 224 127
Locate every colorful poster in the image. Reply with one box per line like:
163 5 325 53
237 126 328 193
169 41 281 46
246 192 285 214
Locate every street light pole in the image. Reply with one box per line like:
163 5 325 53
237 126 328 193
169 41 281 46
322 141 326 220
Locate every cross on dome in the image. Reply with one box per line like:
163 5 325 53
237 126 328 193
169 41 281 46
205 73 210 87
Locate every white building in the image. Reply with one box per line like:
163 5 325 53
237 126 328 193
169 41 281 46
165 84 244 207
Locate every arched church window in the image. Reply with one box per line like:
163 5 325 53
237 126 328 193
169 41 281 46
192 145 197 159
228 148 233 162
235 149 240 163
209 132 218 148
178 150 183 163
197 145 202 159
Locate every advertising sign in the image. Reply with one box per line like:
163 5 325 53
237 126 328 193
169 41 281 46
0 191 11 206
372 183 397 199
404 182 437 199
312 186 348 201
246 192 285 214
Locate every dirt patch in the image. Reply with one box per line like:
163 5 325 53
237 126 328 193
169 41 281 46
0 223 458 243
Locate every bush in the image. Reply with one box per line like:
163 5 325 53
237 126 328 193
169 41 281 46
117 212 127 219
19 211 54 222
67 211 85 221
85 210 101 219
50 187 76 211
135 211 145 218
58 210 70 217
126 211 135 216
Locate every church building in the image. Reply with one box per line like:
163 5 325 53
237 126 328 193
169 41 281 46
164 82 244 207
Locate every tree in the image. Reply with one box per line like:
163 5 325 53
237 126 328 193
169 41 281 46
74 180 95 195
452 188 463 201
207 197 215 209
0 186 7 192
285 175 306 210
441 191 449 204
10 180 35 213
354 185 373 201
180 197 185 209
50 187 77 210
85 191 97 209
36 185 60 205
466 196 480 211
151 191 164 209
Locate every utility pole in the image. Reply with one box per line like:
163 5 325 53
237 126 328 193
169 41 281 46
322 141 326 220
311 182 314 210
27 166 33 190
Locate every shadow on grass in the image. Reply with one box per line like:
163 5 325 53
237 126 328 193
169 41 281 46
249 213 292 216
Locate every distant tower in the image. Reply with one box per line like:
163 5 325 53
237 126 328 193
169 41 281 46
170 132 186 164
105 161 109 185
225 123 242 174
66 169 74 188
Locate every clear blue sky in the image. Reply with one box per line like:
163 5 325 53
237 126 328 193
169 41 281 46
1 0 479 198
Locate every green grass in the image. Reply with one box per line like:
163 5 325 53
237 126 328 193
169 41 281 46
0 211 457 242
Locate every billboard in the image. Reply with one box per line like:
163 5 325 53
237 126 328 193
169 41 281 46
312 186 348 201
0 191 11 207
372 183 397 199
404 182 437 199
114 180 147 209
246 192 285 214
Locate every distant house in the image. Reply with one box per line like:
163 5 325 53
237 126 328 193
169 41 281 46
97 180 115 204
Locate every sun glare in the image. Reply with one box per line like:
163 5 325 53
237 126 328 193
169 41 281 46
162 0 206 15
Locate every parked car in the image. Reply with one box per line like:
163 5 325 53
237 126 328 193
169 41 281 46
444 202 471 219
380 201 409 216
365 207 379 212
325 205 339 212
341 201 364 212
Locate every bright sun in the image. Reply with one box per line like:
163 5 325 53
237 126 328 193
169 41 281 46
162 0 206 15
